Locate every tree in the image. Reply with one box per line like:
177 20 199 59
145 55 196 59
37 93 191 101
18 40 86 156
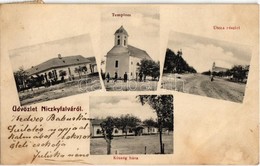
100 117 116 155
137 59 160 81
74 66 84 79
13 67 29 92
163 48 197 74
201 70 211 76
137 95 174 154
117 114 141 138
229 65 249 82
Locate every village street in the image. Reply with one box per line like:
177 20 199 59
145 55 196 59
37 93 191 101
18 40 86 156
162 74 246 103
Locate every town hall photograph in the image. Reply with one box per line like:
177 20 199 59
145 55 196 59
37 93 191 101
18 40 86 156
161 31 252 103
100 6 160 91
89 94 174 155
9 34 102 106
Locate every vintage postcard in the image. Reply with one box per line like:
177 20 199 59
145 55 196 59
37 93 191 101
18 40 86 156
0 4 259 165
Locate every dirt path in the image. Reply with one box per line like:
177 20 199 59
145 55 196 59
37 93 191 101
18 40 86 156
163 74 246 103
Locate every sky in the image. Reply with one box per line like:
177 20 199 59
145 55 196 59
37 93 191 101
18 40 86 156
89 95 157 121
100 6 160 65
167 31 252 73
9 34 94 72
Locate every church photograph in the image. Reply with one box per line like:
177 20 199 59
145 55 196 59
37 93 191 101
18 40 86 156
100 6 160 91
161 31 252 103
9 34 102 106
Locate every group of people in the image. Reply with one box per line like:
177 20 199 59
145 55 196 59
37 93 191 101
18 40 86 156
106 72 125 83
105 71 146 83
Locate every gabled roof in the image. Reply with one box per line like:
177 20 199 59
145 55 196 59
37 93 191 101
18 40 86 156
128 45 152 60
26 55 91 75
114 26 129 36
107 45 152 60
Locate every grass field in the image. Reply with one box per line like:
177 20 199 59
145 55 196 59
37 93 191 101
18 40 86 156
90 133 173 155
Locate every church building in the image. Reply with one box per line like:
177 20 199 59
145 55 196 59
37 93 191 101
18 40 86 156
105 26 152 80
212 62 228 73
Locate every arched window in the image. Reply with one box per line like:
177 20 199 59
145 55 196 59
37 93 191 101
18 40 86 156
114 129 118 133
124 40 126 46
117 39 120 45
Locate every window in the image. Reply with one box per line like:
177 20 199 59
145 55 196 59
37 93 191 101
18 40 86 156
129 129 133 133
131 72 133 76
115 60 119 68
96 129 101 134
114 129 118 134
137 62 140 66
48 72 53 79
117 35 120 38
117 39 120 45
131 61 133 65
124 40 126 46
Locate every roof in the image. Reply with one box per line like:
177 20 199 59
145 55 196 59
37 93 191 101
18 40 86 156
213 66 228 72
90 119 104 125
26 55 91 75
86 56 96 64
114 26 129 36
128 45 152 60
107 45 152 60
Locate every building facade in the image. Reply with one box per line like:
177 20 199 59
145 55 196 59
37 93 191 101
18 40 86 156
26 54 97 82
105 26 152 80
212 62 228 73
90 119 158 138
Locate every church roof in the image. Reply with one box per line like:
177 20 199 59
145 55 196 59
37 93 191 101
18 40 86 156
128 45 152 60
26 55 91 76
107 45 152 60
114 26 129 36
213 66 229 72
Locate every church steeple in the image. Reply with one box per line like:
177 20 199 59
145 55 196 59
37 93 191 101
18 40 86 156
114 26 129 47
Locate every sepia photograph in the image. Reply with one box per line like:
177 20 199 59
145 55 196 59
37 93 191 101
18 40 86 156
100 6 160 91
9 34 102 106
161 31 252 103
89 95 174 155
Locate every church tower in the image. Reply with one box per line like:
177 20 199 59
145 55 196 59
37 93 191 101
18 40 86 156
114 26 129 47
212 62 216 71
